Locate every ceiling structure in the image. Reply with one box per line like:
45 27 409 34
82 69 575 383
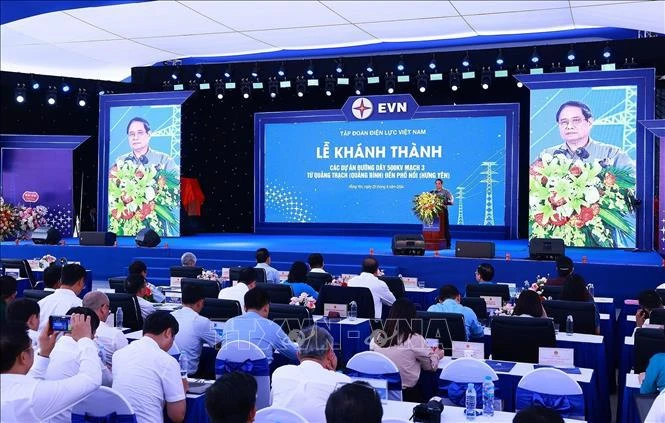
1 0 663 81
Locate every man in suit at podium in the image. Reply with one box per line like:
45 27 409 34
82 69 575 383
117 117 177 172
431 178 454 249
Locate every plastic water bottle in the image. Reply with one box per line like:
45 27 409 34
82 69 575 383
465 383 476 420
179 353 189 378
566 315 574 336
482 376 495 416
115 307 123 329
587 283 595 297
348 301 358 321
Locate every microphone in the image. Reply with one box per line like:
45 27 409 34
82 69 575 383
575 147 589 159
552 148 568 156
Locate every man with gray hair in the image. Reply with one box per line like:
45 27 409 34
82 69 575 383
181 252 197 267
271 325 351 423
82 291 128 368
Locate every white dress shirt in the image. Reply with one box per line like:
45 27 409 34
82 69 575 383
112 336 185 422
136 296 156 319
0 338 101 422
309 268 327 273
271 360 351 423
94 321 128 368
37 289 82 332
646 389 665 422
171 306 219 374
347 272 396 318
44 336 112 423
255 263 280 284
218 283 249 312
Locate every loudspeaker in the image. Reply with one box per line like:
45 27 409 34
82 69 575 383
529 238 565 260
32 227 61 245
455 241 495 258
392 234 425 256
80 231 116 246
135 228 161 248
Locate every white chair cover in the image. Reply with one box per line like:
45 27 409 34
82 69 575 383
255 407 308 423
346 351 403 401
216 340 271 410
71 386 135 417
516 368 585 419
517 367 582 396
439 357 499 383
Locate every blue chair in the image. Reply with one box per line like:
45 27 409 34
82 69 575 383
515 368 585 419
216 340 271 409
345 351 402 401
70 386 136 422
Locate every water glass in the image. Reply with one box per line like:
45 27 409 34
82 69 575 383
554 323 560 334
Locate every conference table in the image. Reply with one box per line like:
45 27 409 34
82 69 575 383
312 315 373 364
404 286 438 309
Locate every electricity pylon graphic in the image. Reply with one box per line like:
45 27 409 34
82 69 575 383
151 107 182 162
592 86 637 154
481 162 497 226
456 186 465 225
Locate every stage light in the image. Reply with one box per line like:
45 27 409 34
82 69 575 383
567 46 576 62
31 80 40 90
551 62 564 73
76 89 88 107
277 63 285 77
517 81 523 88
603 45 612 59
385 72 396 94
224 65 232 78
214 80 225 100
397 56 405 72
296 77 306 97
170 71 178 80
335 59 343 74
240 79 251 99
416 71 428 93
251 63 259 78
46 86 57 105
306 61 314 76
324 76 335 96
61 82 70 93
449 69 460 91
429 55 437 70
496 50 504 66
354 74 365 95
530 48 540 64
462 53 470 68
268 78 279 98
514 65 525 87
195 66 203 79
15 83 26 103
481 68 491 90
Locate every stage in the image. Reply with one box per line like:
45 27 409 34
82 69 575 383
1 234 662 302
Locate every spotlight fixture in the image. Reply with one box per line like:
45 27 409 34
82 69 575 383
551 62 564 73
416 72 428 93
335 59 343 74
530 48 540 64
46 85 57 105
514 65 525 87
586 60 600 71
517 81 524 88
567 45 576 62
214 80 225 100
602 44 612 60
306 61 314 77
429 55 437 70
15 83 26 103
195 66 203 79
366 59 374 74
354 74 365 95
251 63 259 78
480 67 491 90
277 63 286 77
449 69 461 91
296 77 306 97
31 79 40 90
224 66 232 79
496 50 504 66
61 82 70 93
324 75 335 96
385 72 396 94
268 78 279 98
76 89 88 107
397 56 405 72
462 52 470 68
171 70 178 80
240 79 251 99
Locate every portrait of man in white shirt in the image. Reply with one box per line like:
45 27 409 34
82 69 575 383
347 257 396 318
38 264 86 332
255 247 280 284
83 291 128 368
218 267 257 312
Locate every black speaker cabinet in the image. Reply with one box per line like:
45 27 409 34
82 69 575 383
455 241 495 258
135 228 161 248
32 227 61 245
529 238 565 260
392 234 425 256
80 231 116 246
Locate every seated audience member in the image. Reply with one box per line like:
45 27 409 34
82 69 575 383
284 261 319 299
307 253 328 273
0 316 102 422
218 267 257 312
560 274 600 335
38 264 85 332
255 247 280 284
125 273 156 319
128 260 165 303
171 284 219 376
636 289 665 328
546 256 574 287
513 405 565 423
325 381 383 423
6 298 40 348
35 264 62 291
45 307 111 422
370 298 444 402
0 275 18 324
82 291 128 368
222 287 298 363
272 325 351 422
428 284 484 340
475 263 495 284
347 257 396 318
181 252 197 267
113 311 186 423
640 352 665 394
206 371 257 423
645 389 665 422
513 289 548 318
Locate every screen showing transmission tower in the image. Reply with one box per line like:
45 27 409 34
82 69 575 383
528 85 637 248
261 112 507 226
107 105 181 237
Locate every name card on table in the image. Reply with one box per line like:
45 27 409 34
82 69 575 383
96 288 115 294
452 341 485 359
165 292 182 304
279 270 289 281
538 347 575 368
324 303 347 318
170 277 182 287
480 296 503 309
402 277 418 288
5 268 20 279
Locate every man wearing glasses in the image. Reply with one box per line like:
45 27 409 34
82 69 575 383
539 100 635 170
117 117 177 172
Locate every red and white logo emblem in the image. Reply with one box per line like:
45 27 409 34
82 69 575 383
22 191 39 203
351 97 373 120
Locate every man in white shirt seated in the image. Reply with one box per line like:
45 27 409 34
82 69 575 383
646 389 665 422
112 310 186 423
218 267 257 312
308 253 328 273
37 263 86 332
255 247 280 284
272 325 351 423
35 264 62 291
125 273 156 319
172 284 219 377
347 257 396 318
83 291 128 369
0 315 102 422
206 371 257 423
6 298 40 348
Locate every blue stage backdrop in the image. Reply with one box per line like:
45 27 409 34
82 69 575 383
519 69 655 250
255 95 520 236
97 92 193 238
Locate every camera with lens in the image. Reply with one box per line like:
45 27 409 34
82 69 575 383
411 398 444 422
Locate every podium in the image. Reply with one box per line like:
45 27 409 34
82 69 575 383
422 208 451 250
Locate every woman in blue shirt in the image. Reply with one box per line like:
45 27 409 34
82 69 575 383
640 352 665 394
284 261 318 299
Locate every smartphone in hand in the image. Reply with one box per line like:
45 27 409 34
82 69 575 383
49 315 72 332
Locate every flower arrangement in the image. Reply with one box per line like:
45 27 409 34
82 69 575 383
38 254 57 269
108 160 180 237
528 275 548 297
142 284 154 302
16 204 48 239
493 303 515 316
0 198 19 240
198 270 220 281
412 192 445 225
289 292 316 310
529 153 636 247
